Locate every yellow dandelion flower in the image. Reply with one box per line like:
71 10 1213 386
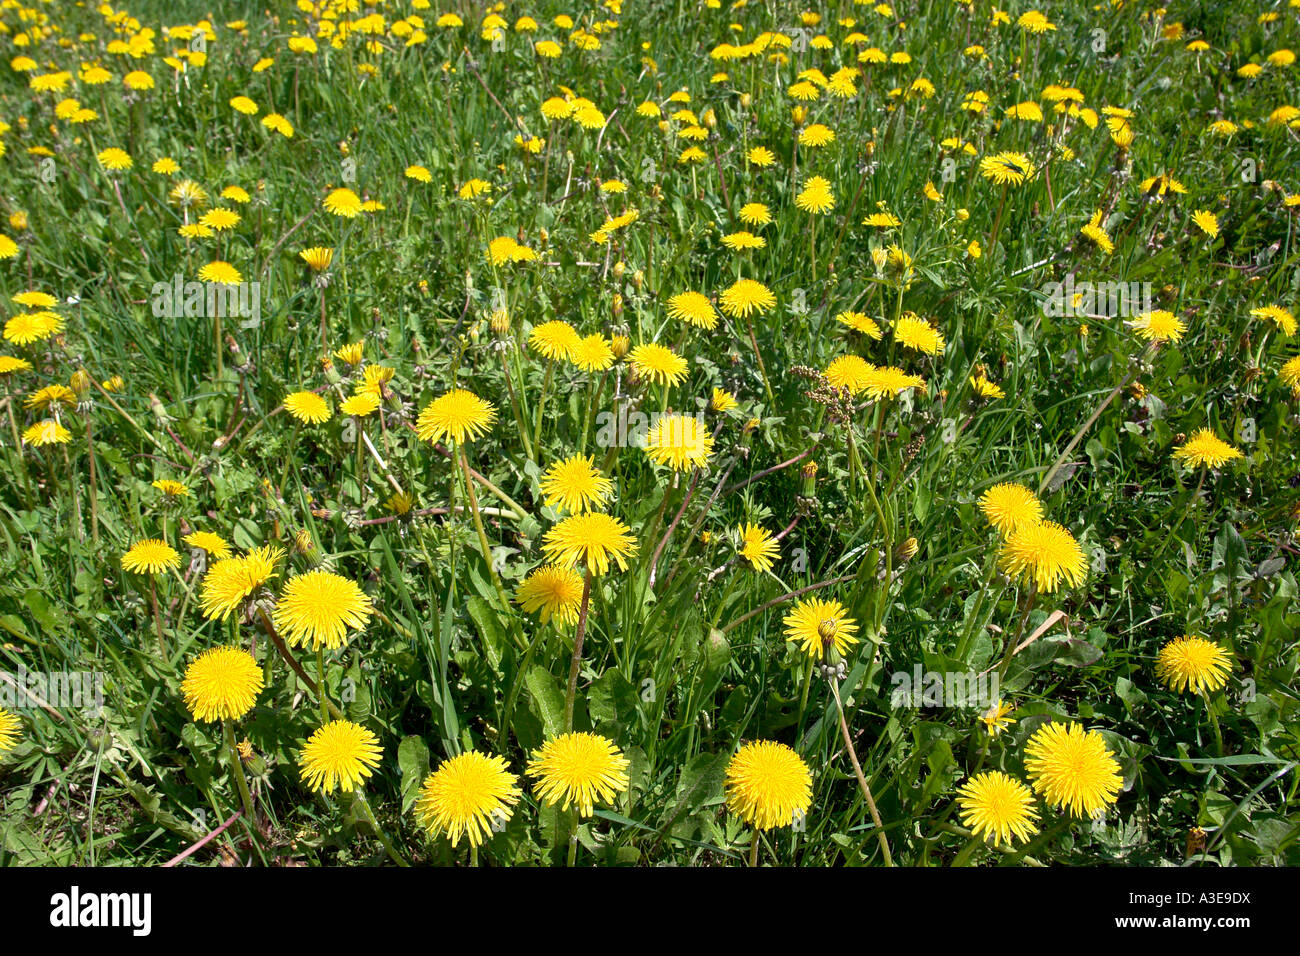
957 771 1040 846
122 539 181 575
629 342 689 386
526 732 630 817
298 720 383 793
718 278 776 319
284 390 332 424
784 597 859 660
835 312 882 339
22 419 72 446
182 646 264 723
183 531 232 559
893 314 945 354
415 389 497 445
0 708 20 753
200 546 283 621
999 521 1087 592
541 513 638 576
415 751 521 847
1024 721 1124 818
323 187 363 218
1130 309 1186 343
978 483 1043 536
515 563 586 625
541 454 613 514
1173 429 1243 469
273 569 373 651
725 740 813 831
738 522 780 572
1155 635 1233 695
529 320 581 361
644 412 713 471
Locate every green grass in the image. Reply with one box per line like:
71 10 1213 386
0 0 1298 866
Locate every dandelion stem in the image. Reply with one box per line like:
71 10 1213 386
316 647 331 725
830 680 894 866
745 314 775 404
563 570 594 734
459 445 510 610
149 578 167 660
352 790 410 867
224 720 256 829
533 358 555 451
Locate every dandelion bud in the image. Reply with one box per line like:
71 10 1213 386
9 210 27 231
70 368 91 396
871 247 888 270
740 92 751 108
801 460 818 496
632 268 644 290
613 260 626 279
896 537 919 562
539 227 550 246
489 309 510 335
702 107 717 129
610 333 630 359
791 105 807 127
612 292 624 317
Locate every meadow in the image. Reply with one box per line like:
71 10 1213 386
0 0 1297 867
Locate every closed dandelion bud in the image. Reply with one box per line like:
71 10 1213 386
871 247 888 270
740 92 751 108
539 227 550 247
658 119 669 134
632 269 645 290
801 460 818 496
490 309 511 335
610 333 630 358
9 210 27 231
70 368 91 396
897 537 919 562
702 107 717 129
791 105 807 127
743 417 760 434
612 292 624 317
613 260 626 279
243 750 269 778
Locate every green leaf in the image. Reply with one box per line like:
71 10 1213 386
397 735 431 814
465 595 506 671
525 665 566 739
